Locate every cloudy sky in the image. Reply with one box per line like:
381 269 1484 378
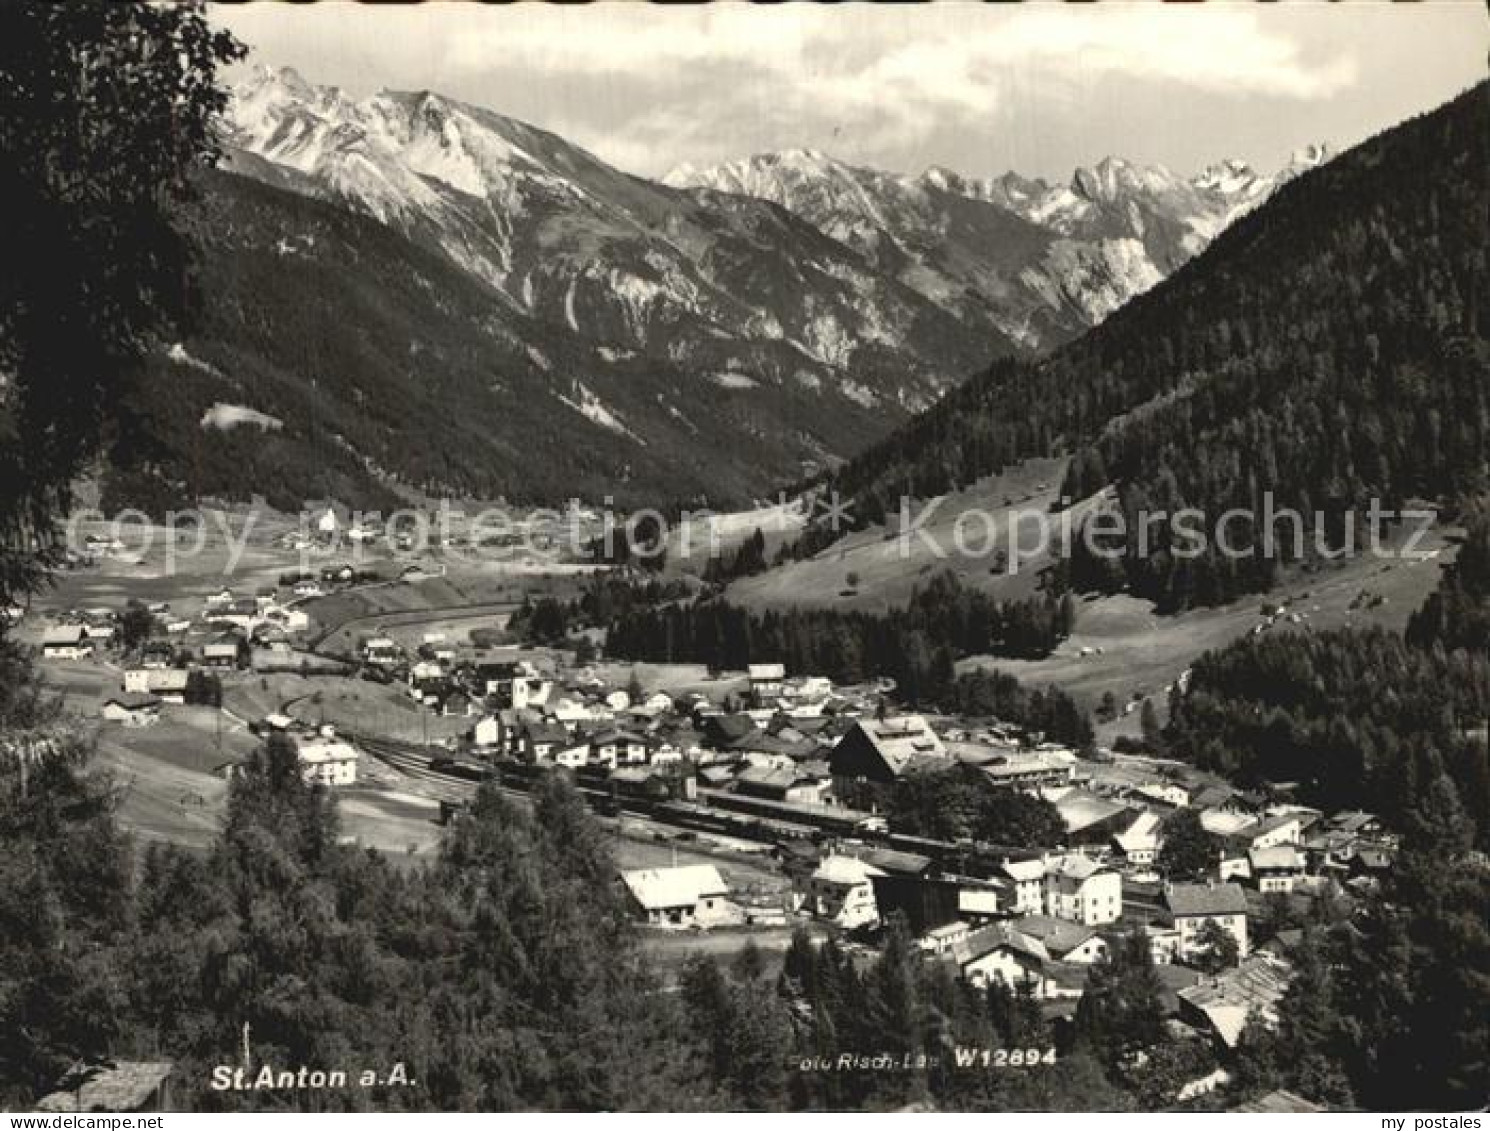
216 2 1488 181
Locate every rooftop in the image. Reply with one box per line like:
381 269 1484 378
812 854 885 886
856 715 946 772
1166 881 1249 918
1249 845 1305 871
621 865 728 911
1235 1090 1324 1114
35 1061 174 1113
1047 853 1109 882
104 692 160 711
1178 954 1293 1047
748 663 786 680
1054 789 1131 833
1000 858 1047 882
953 921 1051 966
1113 809 1164 850
1013 914 1099 956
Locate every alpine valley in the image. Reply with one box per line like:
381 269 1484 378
110 65 1325 511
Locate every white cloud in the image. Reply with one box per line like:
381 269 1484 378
217 1 1482 179
441 3 1356 106
425 3 1360 171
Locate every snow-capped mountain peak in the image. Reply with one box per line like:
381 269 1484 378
223 61 1341 418
669 141 1337 345
222 63 1020 448
1072 156 1182 204
1194 158 1260 195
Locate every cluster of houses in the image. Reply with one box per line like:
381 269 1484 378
39 582 313 668
35 581 329 731
558 660 1401 1066
23 556 1396 1069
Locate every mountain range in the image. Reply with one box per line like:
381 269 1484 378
108 65 1325 511
665 144 1327 345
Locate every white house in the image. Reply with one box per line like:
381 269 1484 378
951 924 1082 1000
998 858 1048 915
293 728 360 787
101 692 161 727
621 865 734 928
122 668 189 704
1248 846 1306 894
201 640 240 669
551 739 591 770
1112 810 1164 867
1133 781 1191 809
1243 813 1307 851
920 920 973 956
1165 881 1250 961
1015 915 1111 964
1043 854 1122 925
804 854 884 929
268 607 310 633
589 728 649 768
411 659 445 682
549 697 607 730
41 626 92 660
362 637 400 666
472 715 502 749
748 662 786 702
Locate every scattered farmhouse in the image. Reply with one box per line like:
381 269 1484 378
201 639 242 669
122 667 190 704
41 625 92 660
1111 810 1165 867
101 692 162 727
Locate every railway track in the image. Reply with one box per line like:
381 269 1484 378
352 733 1044 871
355 734 480 805
356 734 818 841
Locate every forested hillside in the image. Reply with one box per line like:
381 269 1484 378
105 169 915 513
1406 500 1490 652
805 83 1488 610
1165 625 1490 845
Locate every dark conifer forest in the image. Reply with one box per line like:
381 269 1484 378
602 572 1079 708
